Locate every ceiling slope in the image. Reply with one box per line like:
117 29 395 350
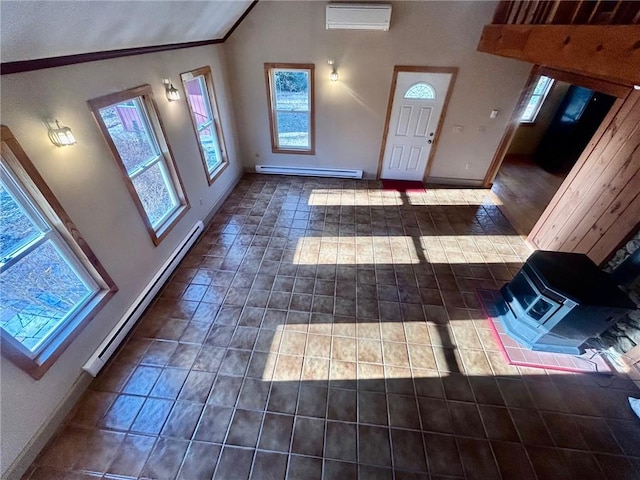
0 0 253 63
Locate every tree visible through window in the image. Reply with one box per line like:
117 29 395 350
265 63 315 154
182 66 228 184
1 126 117 378
89 85 189 245
521 76 554 123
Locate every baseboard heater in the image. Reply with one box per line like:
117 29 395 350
255 165 363 179
83 221 205 376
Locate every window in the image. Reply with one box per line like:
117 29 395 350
265 63 315 154
1 126 117 379
521 76 554 123
404 83 436 100
181 66 228 184
89 85 189 245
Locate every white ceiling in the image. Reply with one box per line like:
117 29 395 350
0 0 253 63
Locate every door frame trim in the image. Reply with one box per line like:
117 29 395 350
376 65 458 181
481 65 631 188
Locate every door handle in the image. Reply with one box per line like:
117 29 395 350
428 140 432 144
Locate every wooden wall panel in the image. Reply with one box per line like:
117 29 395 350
528 89 640 264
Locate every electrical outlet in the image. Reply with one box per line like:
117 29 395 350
465 163 472 170
199 198 204 206
453 125 463 133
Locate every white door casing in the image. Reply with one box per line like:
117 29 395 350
380 71 453 181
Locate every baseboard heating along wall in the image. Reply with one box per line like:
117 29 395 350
83 221 205 376
255 165 363 179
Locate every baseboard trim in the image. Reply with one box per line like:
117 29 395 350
3 169 244 480
426 176 484 187
2 373 93 480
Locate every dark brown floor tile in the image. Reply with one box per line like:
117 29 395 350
468 376 504 406
130 398 173 435
194 405 233 443
496 378 535 408
105 433 156 477
287 454 322 480
297 384 328 418
214 446 254 480
526 445 573 480
71 429 125 473
219 349 252 376
423 432 463 477
177 370 215 402
358 391 388 426
448 401 486 438
149 368 188 400
226 409 264 447
99 394 145 431
291 417 324 457
192 345 226 372
441 373 475 402
358 425 392 467
325 421 357 462
560 449 606 480
327 388 357 422
208 375 243 407
161 401 203 439
237 377 270 411
456 437 500 480
259 413 294 452
177 441 221 479
479 405 519 441
606 418 640 456
267 382 299 414
541 412 589 450
572 416 624 454
324 460 357 480
140 437 189 479
491 440 536 480
390 428 427 473
417 397 453 434
509 407 554 446
387 394 421 429
595 453 640 480
70 390 117 427
122 365 162 396
250 450 288 480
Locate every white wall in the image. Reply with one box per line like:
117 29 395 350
226 0 532 181
0 44 242 477
508 80 571 156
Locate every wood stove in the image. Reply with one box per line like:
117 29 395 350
497 250 636 354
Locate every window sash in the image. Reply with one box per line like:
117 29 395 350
266 64 314 154
91 88 186 239
0 163 99 358
521 76 554 123
182 69 228 181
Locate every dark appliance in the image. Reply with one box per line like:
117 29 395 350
497 250 636 354
534 86 615 174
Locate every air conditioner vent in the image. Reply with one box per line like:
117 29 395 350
326 3 392 31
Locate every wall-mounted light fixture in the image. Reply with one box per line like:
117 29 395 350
328 59 339 82
162 78 180 101
46 119 76 147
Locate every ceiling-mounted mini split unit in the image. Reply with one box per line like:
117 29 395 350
326 3 392 31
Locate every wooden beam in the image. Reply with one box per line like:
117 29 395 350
478 24 640 86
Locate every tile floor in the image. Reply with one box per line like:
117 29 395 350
23 175 640 480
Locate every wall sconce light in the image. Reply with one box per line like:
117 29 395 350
46 119 76 147
328 59 339 82
162 78 180 101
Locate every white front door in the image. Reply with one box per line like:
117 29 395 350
380 71 453 181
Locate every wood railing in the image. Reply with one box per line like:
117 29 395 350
492 1 640 25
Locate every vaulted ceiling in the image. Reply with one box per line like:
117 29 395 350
0 0 253 63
